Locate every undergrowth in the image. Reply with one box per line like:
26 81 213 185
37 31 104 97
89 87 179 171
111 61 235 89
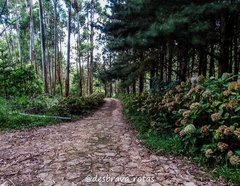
0 93 105 131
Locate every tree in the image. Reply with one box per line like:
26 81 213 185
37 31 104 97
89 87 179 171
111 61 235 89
53 0 58 95
101 0 240 95
39 0 49 93
64 1 72 97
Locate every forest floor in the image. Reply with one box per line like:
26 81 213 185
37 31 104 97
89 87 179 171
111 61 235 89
0 99 228 186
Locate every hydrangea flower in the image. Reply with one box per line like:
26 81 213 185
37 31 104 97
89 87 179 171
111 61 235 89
211 113 222 122
205 149 214 158
217 142 229 152
229 155 240 166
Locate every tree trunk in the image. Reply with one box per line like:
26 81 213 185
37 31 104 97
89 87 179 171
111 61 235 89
88 0 94 95
64 3 72 97
29 0 36 71
209 44 215 77
77 21 83 96
150 60 156 90
39 0 49 93
167 43 173 82
16 14 22 65
132 80 136 94
53 0 58 95
139 74 144 93
58 40 63 96
219 13 233 76
199 47 207 77
160 48 164 81
233 15 239 79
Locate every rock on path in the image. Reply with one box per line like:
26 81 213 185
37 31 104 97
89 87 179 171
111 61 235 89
0 99 227 186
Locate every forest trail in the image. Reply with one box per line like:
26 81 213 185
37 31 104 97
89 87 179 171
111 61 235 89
0 99 227 186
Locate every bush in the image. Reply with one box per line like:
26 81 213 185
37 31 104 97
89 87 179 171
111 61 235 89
0 97 10 125
118 74 240 184
11 95 59 114
49 93 105 117
0 97 58 131
170 74 240 167
0 93 105 131
0 64 42 97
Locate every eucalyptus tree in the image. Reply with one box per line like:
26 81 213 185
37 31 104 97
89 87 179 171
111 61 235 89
38 0 49 93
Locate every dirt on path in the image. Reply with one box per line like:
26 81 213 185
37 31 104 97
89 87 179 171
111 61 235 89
0 99 227 186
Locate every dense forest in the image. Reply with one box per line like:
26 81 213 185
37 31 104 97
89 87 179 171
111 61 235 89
102 0 240 95
0 0 239 96
0 0 240 185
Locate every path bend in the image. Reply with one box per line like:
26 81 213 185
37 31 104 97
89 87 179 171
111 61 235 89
0 99 227 186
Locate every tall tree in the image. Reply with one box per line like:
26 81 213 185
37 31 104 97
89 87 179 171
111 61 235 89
53 0 58 95
64 1 72 97
28 0 35 70
39 0 49 93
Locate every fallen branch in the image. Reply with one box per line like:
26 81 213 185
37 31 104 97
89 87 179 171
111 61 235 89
19 113 71 120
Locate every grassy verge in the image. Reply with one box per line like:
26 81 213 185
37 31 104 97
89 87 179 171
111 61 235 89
0 93 105 131
121 99 240 185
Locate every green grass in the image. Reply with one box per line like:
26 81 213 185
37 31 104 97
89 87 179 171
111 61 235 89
0 94 105 131
215 166 240 184
0 111 60 131
141 132 184 155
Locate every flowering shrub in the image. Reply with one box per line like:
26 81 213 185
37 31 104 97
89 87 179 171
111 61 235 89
172 74 240 166
120 74 240 167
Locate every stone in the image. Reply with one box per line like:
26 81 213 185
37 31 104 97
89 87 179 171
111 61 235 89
0 99 226 186
151 184 162 186
184 182 197 186
105 152 116 157
111 166 123 173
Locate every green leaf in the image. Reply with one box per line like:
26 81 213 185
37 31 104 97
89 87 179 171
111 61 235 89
235 106 240 112
235 151 240 156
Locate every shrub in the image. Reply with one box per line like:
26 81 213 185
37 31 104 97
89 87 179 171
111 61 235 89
0 93 105 131
49 93 105 117
119 74 240 168
0 97 57 131
12 95 59 114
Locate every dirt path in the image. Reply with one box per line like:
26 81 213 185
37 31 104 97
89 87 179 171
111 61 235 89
0 99 227 186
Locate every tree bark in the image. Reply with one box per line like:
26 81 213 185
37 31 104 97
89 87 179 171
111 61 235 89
167 43 173 82
209 44 215 77
88 0 94 95
77 21 83 96
64 3 72 97
39 0 49 93
53 0 58 95
233 14 239 79
139 74 144 93
29 0 36 71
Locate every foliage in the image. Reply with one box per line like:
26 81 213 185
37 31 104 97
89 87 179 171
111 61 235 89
0 97 58 131
118 74 240 184
0 50 42 97
172 74 240 167
0 93 105 131
49 93 105 117
12 95 59 114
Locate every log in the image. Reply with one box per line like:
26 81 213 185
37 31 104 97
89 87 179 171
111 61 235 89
19 113 71 120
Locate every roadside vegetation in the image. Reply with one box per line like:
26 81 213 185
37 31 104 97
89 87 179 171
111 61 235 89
0 93 105 131
118 74 240 185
